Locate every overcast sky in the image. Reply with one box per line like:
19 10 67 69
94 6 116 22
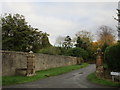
2 1 118 45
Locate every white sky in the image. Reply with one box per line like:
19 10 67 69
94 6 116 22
1 1 119 45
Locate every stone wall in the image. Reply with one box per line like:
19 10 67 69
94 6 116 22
2 51 78 76
2 51 27 76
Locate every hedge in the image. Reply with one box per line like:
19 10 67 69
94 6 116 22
104 42 120 71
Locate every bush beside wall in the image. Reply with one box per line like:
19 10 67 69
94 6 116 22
104 42 120 72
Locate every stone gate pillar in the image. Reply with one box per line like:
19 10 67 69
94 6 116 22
96 48 104 78
26 51 35 76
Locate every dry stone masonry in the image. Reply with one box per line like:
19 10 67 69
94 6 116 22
95 48 104 78
2 50 80 76
26 51 35 76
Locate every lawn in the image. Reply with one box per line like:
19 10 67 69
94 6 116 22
3 63 88 86
87 72 120 87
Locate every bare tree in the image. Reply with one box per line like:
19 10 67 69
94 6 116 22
75 30 93 43
55 36 65 47
97 25 116 46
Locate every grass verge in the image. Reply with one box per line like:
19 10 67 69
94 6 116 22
3 63 88 86
87 72 120 87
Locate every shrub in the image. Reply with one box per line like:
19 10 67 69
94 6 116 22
101 43 109 52
104 42 120 72
86 50 95 61
39 46 61 55
57 47 67 55
66 47 89 60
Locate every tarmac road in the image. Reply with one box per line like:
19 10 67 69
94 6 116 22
3 64 116 88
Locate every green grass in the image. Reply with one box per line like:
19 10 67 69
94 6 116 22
2 63 88 86
87 72 120 87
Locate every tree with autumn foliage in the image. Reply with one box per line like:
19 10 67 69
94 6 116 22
75 30 93 50
97 25 116 52
74 30 96 60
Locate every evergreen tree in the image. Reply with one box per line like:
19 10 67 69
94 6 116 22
2 13 51 52
114 9 120 40
62 36 72 49
75 37 83 47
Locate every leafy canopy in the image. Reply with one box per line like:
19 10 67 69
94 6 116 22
2 13 51 52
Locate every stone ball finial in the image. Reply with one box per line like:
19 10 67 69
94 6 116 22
29 51 33 53
97 48 101 53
